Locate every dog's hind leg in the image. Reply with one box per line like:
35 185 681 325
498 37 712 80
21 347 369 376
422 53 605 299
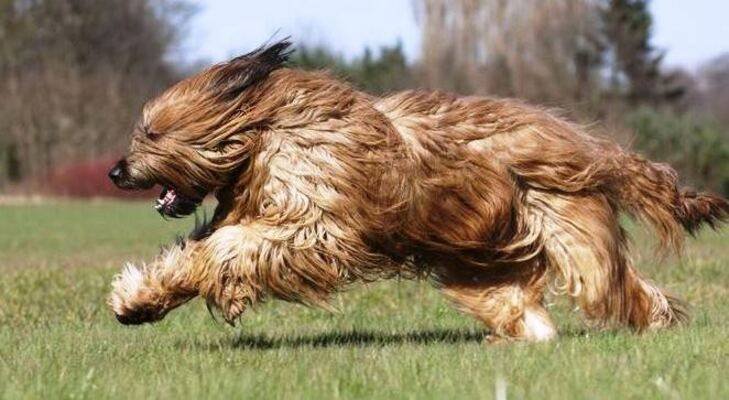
529 190 687 330
438 259 557 342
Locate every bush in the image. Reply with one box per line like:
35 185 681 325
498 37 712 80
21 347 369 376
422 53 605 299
40 156 155 199
626 108 729 195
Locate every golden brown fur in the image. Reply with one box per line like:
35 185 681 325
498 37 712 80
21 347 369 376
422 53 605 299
108 41 726 341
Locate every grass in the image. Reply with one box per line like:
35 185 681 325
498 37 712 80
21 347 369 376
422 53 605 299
0 200 727 399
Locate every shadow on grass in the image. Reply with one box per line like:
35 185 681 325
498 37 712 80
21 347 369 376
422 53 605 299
185 328 489 351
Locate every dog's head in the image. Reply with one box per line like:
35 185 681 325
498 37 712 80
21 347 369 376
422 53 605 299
109 40 293 218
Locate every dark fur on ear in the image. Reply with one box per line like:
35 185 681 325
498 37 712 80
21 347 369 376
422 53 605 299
213 38 294 99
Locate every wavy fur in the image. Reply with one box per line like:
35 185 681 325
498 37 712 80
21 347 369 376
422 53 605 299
108 41 726 341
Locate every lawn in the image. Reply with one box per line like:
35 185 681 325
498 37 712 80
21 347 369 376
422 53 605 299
0 201 727 399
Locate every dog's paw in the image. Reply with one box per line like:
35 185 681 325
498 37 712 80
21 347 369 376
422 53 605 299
108 262 146 315
108 263 168 325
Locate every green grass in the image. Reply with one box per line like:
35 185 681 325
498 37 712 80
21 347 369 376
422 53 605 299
0 201 727 399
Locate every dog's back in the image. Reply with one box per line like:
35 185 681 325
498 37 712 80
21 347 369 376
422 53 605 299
376 90 727 255
376 89 726 334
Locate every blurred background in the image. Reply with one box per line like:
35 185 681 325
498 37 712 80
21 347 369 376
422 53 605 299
0 0 727 198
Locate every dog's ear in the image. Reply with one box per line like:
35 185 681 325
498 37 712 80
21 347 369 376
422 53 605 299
212 38 293 100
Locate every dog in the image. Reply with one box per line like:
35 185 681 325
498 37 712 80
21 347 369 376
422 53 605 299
107 40 727 342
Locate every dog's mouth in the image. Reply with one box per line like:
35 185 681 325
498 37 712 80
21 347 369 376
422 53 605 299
154 186 201 218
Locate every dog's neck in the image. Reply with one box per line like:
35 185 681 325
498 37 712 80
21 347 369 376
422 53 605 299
206 68 402 231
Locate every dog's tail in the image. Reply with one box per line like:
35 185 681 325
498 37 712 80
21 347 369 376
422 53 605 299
611 151 728 252
503 134 727 252
480 112 726 252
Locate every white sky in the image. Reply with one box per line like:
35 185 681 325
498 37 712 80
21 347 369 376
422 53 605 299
183 0 729 70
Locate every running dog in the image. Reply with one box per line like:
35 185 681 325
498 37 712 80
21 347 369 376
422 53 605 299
107 40 727 342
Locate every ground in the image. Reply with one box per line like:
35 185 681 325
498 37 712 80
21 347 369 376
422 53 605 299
0 201 727 399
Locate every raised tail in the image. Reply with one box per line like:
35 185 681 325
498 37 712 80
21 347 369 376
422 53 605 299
613 152 728 251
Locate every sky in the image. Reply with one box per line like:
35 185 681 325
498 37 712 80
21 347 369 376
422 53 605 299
184 0 729 70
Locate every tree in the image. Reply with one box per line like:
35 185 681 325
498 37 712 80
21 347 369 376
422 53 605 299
0 0 194 188
602 0 684 105
414 0 606 107
697 53 729 128
291 42 413 94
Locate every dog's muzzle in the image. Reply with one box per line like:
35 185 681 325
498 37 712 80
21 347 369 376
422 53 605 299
108 159 144 190
108 159 201 218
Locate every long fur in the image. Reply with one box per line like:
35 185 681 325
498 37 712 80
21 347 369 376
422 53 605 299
109 40 727 340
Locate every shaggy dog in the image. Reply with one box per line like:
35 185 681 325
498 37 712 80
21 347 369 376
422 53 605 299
107 40 727 342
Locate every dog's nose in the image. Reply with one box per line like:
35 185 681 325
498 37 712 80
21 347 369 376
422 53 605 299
108 166 122 181
108 160 126 183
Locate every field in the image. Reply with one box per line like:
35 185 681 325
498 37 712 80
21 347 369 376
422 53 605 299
0 201 727 399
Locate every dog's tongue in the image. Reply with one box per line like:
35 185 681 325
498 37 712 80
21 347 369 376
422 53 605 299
154 186 178 211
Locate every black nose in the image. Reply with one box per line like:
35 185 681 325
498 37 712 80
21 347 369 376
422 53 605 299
108 159 126 183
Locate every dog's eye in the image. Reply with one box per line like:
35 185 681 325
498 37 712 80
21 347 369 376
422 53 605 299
142 127 161 141
214 140 234 152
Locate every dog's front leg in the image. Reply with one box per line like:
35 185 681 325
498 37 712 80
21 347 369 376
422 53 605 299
109 239 201 325
110 220 344 325
196 222 343 324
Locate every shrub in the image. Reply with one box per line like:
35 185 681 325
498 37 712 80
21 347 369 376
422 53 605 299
41 156 155 199
625 108 729 195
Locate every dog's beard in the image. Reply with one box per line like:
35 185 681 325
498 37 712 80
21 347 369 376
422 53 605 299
154 186 201 218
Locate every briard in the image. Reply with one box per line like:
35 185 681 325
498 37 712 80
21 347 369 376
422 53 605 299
108 40 727 342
